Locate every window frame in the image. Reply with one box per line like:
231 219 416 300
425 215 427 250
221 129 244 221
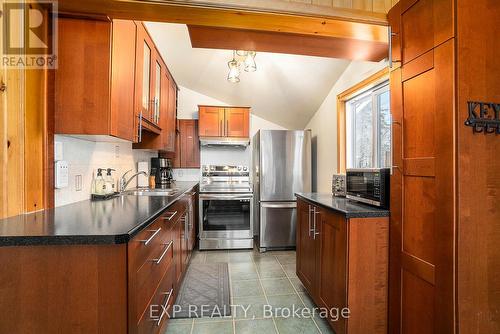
336 68 389 173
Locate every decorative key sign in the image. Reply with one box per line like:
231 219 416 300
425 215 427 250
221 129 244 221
464 101 500 134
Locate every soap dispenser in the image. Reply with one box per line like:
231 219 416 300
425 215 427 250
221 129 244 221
94 168 106 195
105 168 116 194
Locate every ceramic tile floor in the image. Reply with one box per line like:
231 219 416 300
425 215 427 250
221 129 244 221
165 249 334 334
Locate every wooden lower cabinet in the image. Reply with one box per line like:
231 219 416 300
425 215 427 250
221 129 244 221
296 197 389 334
317 209 348 334
0 190 197 334
296 199 317 292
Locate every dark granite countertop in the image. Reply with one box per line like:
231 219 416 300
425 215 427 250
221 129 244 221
0 181 199 246
295 192 390 218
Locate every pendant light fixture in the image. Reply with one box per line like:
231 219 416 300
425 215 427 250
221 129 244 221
227 51 240 83
244 51 256 72
227 50 257 83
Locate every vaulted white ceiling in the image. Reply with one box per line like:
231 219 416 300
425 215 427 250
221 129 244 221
145 22 350 129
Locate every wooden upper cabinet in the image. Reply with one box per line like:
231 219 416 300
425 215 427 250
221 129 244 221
174 120 200 169
56 18 178 151
198 106 250 138
55 18 136 142
400 0 454 64
110 20 137 141
165 77 177 152
225 108 250 137
151 51 162 125
134 22 159 128
198 106 224 137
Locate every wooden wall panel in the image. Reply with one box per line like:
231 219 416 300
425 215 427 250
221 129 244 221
1 69 25 218
456 0 500 332
24 69 47 213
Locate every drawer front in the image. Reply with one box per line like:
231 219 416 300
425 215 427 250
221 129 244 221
135 228 174 322
129 201 185 271
129 199 187 326
137 264 176 334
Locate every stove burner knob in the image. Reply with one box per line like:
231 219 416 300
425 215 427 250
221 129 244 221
238 166 242 171
243 167 248 171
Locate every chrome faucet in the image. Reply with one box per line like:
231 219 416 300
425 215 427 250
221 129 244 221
119 170 148 192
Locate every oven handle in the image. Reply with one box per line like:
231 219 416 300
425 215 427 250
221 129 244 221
199 193 253 200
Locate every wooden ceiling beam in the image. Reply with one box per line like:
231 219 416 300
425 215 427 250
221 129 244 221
58 0 389 43
188 25 388 61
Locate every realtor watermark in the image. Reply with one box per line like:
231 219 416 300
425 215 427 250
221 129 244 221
150 304 351 322
1 0 58 69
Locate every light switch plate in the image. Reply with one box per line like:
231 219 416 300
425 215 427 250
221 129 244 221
54 141 63 161
55 160 69 189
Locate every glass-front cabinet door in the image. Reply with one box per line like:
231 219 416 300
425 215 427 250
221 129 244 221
141 40 151 120
154 59 161 124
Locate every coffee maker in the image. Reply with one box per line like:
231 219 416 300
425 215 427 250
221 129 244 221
150 158 174 186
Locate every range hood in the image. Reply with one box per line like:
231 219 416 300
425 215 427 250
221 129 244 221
199 137 250 148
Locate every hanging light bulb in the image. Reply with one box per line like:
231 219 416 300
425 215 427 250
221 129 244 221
244 51 256 72
227 51 240 83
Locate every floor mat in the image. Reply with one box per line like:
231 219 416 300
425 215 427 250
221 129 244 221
171 262 231 319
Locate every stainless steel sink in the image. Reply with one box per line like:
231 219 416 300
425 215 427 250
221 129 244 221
122 188 179 196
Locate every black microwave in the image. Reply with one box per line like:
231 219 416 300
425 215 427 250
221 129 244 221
346 168 390 209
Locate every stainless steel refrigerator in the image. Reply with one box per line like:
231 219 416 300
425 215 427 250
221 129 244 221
253 130 312 252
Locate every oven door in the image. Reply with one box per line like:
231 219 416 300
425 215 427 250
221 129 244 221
199 193 253 239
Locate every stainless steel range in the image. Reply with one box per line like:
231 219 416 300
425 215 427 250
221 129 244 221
199 165 254 250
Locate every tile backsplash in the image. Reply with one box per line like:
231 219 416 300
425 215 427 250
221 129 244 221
54 135 157 207
172 168 200 182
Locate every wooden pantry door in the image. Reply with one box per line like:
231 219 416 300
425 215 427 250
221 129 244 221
389 0 456 331
390 40 455 334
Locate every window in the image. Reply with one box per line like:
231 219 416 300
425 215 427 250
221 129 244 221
345 82 391 168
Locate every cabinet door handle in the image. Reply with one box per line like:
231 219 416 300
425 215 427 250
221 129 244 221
220 120 223 136
163 211 178 221
138 228 161 245
308 205 314 237
388 26 393 68
155 287 174 326
138 110 143 143
226 120 229 135
313 208 320 240
152 240 173 264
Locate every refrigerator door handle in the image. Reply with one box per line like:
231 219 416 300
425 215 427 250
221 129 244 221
260 202 297 209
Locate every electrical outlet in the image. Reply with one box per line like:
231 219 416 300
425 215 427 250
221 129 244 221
75 175 82 191
115 145 120 158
